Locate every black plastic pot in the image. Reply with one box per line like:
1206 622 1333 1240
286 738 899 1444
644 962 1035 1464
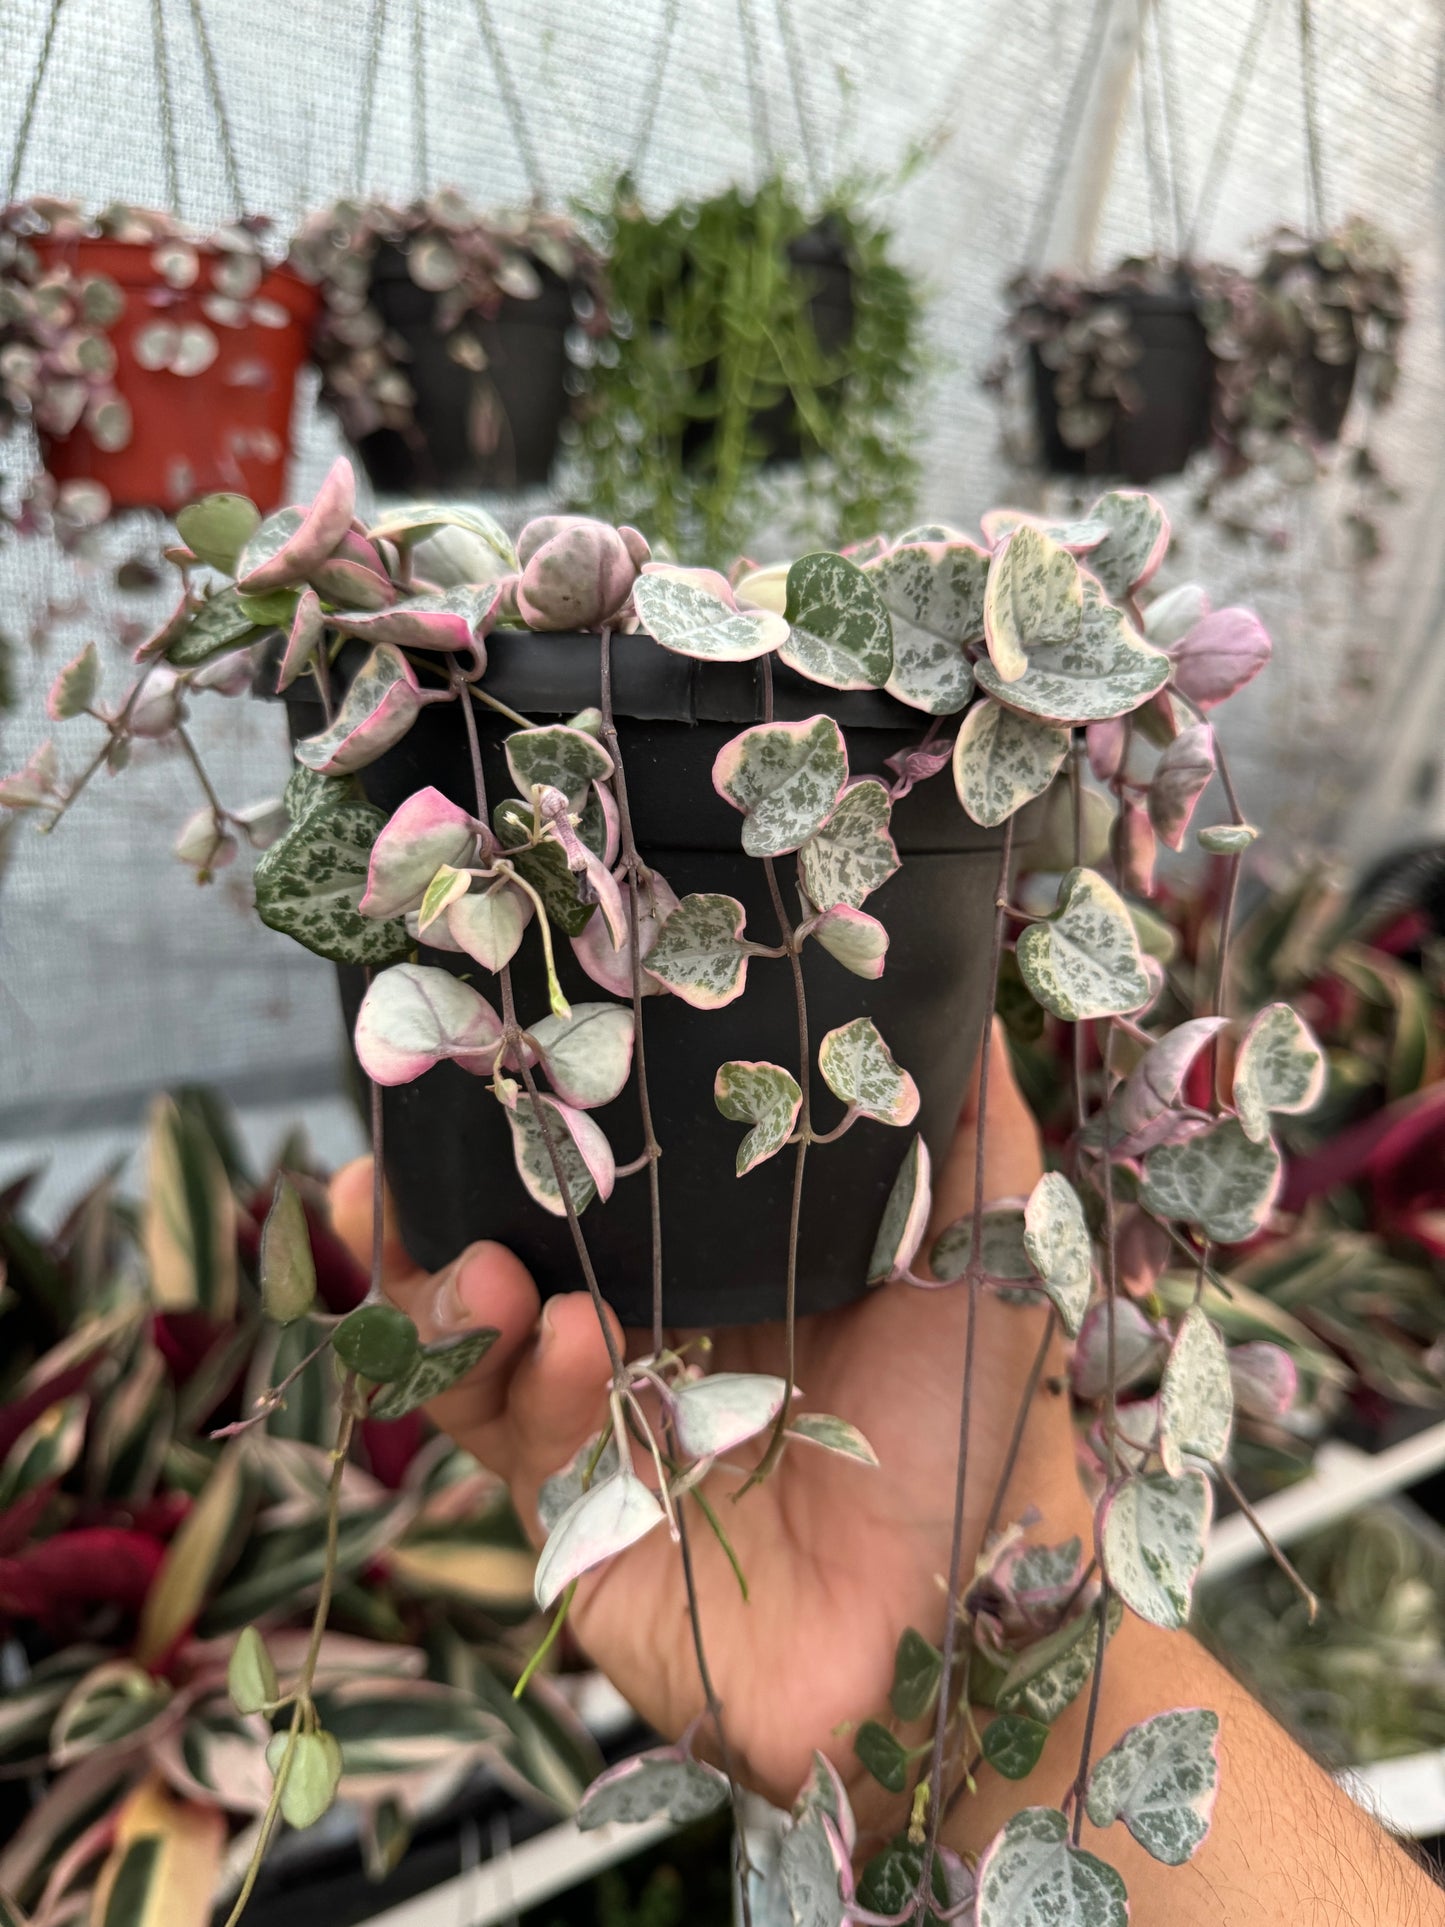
357 243 575 494
1030 287 1216 485
284 640 1017 1330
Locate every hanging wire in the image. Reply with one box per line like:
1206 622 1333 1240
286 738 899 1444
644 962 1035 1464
185 0 246 215
1297 0 1327 231
353 0 389 196
1150 0 1189 260
1022 0 1114 269
469 0 549 205
6 0 70 202
735 0 775 187
771 0 823 205
1185 0 1273 254
411 0 430 196
150 0 183 217
627 0 680 186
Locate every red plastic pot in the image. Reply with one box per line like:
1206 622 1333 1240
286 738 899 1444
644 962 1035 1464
31 236 316 514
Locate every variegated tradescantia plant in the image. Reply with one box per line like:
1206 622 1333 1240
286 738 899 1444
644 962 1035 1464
5 454 1327 1927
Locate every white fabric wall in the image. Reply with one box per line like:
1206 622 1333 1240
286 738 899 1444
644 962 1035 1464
2 0 1442 1214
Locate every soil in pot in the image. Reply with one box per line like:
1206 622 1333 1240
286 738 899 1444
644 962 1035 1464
31 236 315 514
1030 286 1216 485
283 638 1018 1330
356 243 576 495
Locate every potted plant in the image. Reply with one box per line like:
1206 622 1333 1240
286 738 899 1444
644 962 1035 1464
0 198 316 523
10 454 1345 1926
289 192 613 497
0 1094 606 1925
572 175 921 561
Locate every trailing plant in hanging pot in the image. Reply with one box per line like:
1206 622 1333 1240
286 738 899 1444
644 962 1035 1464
571 175 922 562
0 199 316 525
289 192 613 496
10 456 1351 1927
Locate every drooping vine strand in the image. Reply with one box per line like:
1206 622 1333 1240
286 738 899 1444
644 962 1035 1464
913 815 1016 1921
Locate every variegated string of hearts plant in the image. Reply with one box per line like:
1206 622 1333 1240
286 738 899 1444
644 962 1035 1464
4 454 1325 1927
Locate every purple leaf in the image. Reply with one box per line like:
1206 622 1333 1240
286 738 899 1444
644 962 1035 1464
505 1092 616 1216
533 1471 665 1608
358 786 479 919
1228 1341 1298 1421
811 904 889 979
354 964 503 1084
1148 722 1216 851
236 456 356 592
883 736 952 799
329 584 500 653
670 1372 790 1458
294 644 439 775
573 873 679 998
1169 608 1272 709
275 589 325 693
713 716 849 858
1106 1017 1229 1141
1086 716 1127 783
1111 797 1157 897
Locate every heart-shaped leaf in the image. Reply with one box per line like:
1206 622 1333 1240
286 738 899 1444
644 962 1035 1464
268 1728 344 1829
983 526 1083 683
714 1061 803 1174
177 491 261 573
980 509 1110 555
574 873 679 998
854 1721 909 1794
528 1002 635 1109
713 716 848 858
788 1413 879 1465
46 642 99 720
537 1433 623 1532
982 1713 1049 1780
811 904 889 978
166 584 264 667
1100 1470 1212 1629
1071 1299 1168 1403
780 551 894 690
1141 1117 1281 1243
505 725 614 808
294 644 433 775
255 799 410 966
1158 1307 1233 1473
1085 1707 1219 1865
779 1808 850 1927
359 786 478 919
1169 607 1271 709
354 964 503 1084
997 1600 1121 1725
891 1627 944 1721
1082 489 1171 600
1096 1017 1228 1145
333 1304 421 1388
1017 868 1152 1020
1197 822 1258 854
276 588 325 692
259 1175 316 1324
534 1471 665 1608
818 1017 919 1126
952 699 1070 828
329 585 499 653
865 538 986 713
671 1372 789 1458
634 566 786 661
1148 723 1215 851
797 777 899 911
976 1806 1127 1927
446 880 532 971
308 530 396 609
930 1205 1036 1286
227 1625 278 1716
576 1748 729 1830
1022 1172 1093 1336
1232 1003 1325 1143
643 893 751 1007
976 578 1170 724
506 1093 615 1216
867 1135 932 1284
1228 1341 1298 1422
367 500 517 568
238 458 354 592
368 1326 500 1419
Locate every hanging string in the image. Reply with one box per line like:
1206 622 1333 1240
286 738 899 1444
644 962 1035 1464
1297 0 1327 231
469 0 549 205
627 0 680 187
353 0 388 197
150 0 182 218
771 0 822 206
185 0 246 215
736 0 775 188
411 0 430 196
1185 0 1273 255
6 0 70 203
1150 0 1188 261
1021 0 1114 270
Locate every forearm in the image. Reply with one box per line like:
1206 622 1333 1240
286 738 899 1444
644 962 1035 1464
945 1613 1444 1925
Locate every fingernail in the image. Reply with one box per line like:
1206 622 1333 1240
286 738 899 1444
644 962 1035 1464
430 1263 468 1333
537 1298 559 1353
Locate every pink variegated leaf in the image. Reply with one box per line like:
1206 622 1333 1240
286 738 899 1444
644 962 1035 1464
1103 1018 1230 1141
575 1746 728 1830
713 716 848 858
308 530 397 610
574 873 679 998
236 457 355 591
1158 1306 1233 1473
811 904 889 978
715 1061 803 1174
294 644 440 775
1233 1002 1326 1144
533 1472 665 1609
1143 583 1209 647
329 584 499 653
1085 1707 1220 1864
528 1002 635 1109
505 1092 616 1216
867 1135 932 1284
1111 1112 1213 1159
1228 1341 1299 1422
276 589 325 693
635 564 787 662
1169 608 1271 710
1083 488 1171 600
446 879 532 971
46 642 99 720
643 892 750 1007
1142 1118 1282 1244
354 964 503 1084
586 778 621 867
1112 797 1157 897
580 845 627 948
883 736 952 799
516 516 642 630
1148 722 1216 851
0 738 61 809
1071 1298 1168 1402
983 525 1082 682
818 1017 918 1126
1087 716 1127 783
671 1371 790 1458
359 786 479 919
979 507 1110 554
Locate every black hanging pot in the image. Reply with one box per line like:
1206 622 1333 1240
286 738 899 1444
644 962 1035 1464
1030 284 1217 486
356 243 576 494
282 639 1019 1330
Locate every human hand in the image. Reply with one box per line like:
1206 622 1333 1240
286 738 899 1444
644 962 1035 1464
330 1026 1086 1823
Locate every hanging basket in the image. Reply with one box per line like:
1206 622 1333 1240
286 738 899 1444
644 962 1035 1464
26 229 316 516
